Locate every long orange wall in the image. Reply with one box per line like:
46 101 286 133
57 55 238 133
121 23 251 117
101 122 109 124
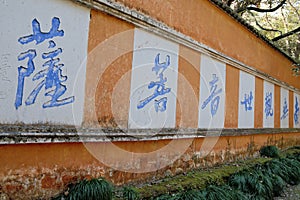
1 0 300 199
116 0 299 89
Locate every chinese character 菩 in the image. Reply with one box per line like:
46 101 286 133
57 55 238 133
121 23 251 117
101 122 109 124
137 53 171 112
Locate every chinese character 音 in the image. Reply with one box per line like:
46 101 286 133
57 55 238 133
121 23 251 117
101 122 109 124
15 17 74 109
294 96 299 125
241 91 253 111
201 74 222 117
264 92 274 119
281 98 289 120
137 53 171 112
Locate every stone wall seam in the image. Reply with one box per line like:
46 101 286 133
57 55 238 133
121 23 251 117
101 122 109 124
1 128 300 144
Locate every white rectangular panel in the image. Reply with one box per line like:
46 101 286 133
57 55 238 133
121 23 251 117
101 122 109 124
263 81 274 128
128 29 179 129
0 0 90 125
238 71 255 128
280 87 289 128
198 55 226 129
294 93 300 128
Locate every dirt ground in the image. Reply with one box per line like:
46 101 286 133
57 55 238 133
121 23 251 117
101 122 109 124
274 184 300 200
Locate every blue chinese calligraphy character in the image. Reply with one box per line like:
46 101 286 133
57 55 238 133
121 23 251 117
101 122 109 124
264 92 274 118
294 96 299 125
280 98 289 120
201 74 222 117
241 91 253 111
15 17 74 109
152 54 170 75
154 97 168 112
18 17 64 45
137 53 171 112
25 45 74 108
137 73 171 109
15 50 37 109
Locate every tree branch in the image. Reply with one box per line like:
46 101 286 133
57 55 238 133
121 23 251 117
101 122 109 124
247 11 282 35
247 0 287 13
272 26 300 41
287 0 300 21
226 0 235 7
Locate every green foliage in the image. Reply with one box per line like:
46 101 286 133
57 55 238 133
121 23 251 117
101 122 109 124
228 156 300 200
146 151 300 200
203 185 245 200
264 157 300 185
270 174 286 196
136 158 271 198
292 63 300 76
122 186 140 200
280 157 300 185
51 149 300 200
259 145 280 158
53 178 113 200
204 185 231 200
147 155 300 199
153 190 206 200
223 0 300 63
228 169 273 199
175 189 206 200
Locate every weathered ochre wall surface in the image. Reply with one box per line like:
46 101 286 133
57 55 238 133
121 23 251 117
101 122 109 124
83 3 299 130
83 7 298 130
1 134 300 199
116 0 300 89
1 0 300 199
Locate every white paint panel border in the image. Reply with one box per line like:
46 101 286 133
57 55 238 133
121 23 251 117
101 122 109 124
128 28 179 129
238 71 255 128
263 81 274 128
280 87 289 128
294 93 300 128
198 54 226 129
0 0 90 126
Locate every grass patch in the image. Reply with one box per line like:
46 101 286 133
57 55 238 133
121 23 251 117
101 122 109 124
52 178 113 200
136 146 300 199
51 146 300 200
122 186 140 200
136 158 271 198
259 145 280 158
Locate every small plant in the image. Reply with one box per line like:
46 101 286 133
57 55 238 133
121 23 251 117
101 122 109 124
280 157 300 185
203 185 235 200
122 186 140 200
214 185 250 200
53 178 113 200
259 145 280 158
270 174 285 196
152 194 177 200
264 157 300 186
228 169 273 199
51 150 300 199
175 189 205 200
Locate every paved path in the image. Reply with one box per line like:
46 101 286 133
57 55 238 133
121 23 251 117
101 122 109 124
274 184 300 200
